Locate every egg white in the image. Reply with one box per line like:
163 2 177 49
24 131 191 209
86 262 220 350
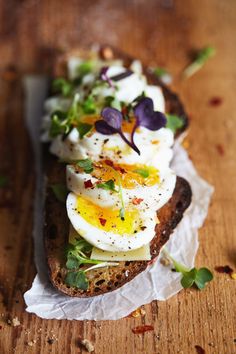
66 171 176 252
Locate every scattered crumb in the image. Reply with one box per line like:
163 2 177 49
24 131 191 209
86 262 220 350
27 340 36 347
129 307 146 318
140 308 146 316
160 256 171 267
231 273 236 280
182 138 190 149
81 339 95 352
7 317 21 327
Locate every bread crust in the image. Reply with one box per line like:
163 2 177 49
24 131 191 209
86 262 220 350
43 46 192 297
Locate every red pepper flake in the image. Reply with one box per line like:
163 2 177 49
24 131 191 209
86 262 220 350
215 144 225 156
104 159 114 167
132 325 154 334
132 198 143 205
195 345 205 354
84 180 93 189
215 265 233 276
209 97 222 107
99 218 107 226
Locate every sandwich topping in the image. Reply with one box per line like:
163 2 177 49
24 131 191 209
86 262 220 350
42 54 179 266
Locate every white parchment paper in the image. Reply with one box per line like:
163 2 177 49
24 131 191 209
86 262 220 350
23 76 214 320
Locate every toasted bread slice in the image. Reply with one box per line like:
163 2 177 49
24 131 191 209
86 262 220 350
44 47 191 297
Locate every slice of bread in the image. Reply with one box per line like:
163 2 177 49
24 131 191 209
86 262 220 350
44 46 192 297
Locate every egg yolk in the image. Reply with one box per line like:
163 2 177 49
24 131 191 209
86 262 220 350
92 161 159 189
76 196 139 234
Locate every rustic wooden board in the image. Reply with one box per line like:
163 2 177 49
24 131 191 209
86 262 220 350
0 1 235 353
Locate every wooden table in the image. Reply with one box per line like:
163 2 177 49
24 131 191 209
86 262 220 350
0 1 235 353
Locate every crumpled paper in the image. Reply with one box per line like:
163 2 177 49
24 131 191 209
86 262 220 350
23 76 214 320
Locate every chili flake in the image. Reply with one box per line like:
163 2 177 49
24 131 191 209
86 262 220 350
132 325 154 334
84 180 93 189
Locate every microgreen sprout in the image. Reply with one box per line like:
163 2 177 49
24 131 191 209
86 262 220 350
183 46 216 78
166 114 185 134
131 97 166 149
50 183 68 203
162 248 213 290
65 239 118 290
96 179 117 192
76 158 93 173
153 67 172 84
100 66 115 88
95 107 140 154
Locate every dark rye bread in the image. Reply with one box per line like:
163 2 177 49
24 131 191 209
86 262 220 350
44 46 192 297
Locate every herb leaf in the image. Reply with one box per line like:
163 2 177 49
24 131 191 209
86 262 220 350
183 46 216 78
153 67 172 84
195 268 214 289
166 114 184 134
154 67 169 77
82 96 96 114
49 110 69 137
96 179 117 192
52 78 74 97
181 268 197 288
133 169 149 178
65 270 89 290
0 175 8 188
77 122 93 139
76 158 93 173
50 184 68 203
162 249 213 290
77 61 94 76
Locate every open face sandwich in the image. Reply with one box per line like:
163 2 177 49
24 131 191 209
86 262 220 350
42 46 192 297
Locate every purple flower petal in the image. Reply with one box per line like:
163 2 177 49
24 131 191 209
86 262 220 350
142 111 167 131
100 66 114 88
134 97 154 124
133 97 167 130
102 107 123 130
95 120 117 135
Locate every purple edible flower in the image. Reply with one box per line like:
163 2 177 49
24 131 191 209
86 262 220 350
100 67 115 88
95 107 140 154
131 97 167 146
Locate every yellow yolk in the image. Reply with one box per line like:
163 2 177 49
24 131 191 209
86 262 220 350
76 196 139 234
92 161 160 189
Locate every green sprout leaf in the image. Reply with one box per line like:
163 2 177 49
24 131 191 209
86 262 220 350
65 270 89 290
133 169 149 178
49 110 69 138
0 175 8 188
82 96 96 114
77 122 93 139
52 78 74 97
77 61 94 77
154 67 169 78
183 46 216 78
64 238 119 290
76 158 93 173
96 179 118 192
166 114 184 134
162 249 213 290
195 267 214 290
50 183 68 203
104 96 122 110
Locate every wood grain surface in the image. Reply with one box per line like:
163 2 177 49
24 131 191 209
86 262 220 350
0 1 235 353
